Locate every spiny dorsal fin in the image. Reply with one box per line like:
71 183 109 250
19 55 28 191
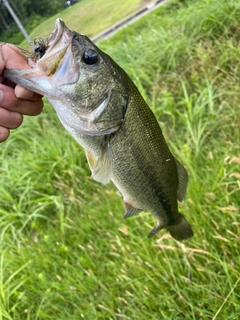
175 158 188 202
91 140 113 185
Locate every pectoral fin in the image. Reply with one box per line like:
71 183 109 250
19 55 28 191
91 140 113 185
175 159 188 202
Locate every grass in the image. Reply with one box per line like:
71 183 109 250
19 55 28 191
20 0 155 49
1 0 240 319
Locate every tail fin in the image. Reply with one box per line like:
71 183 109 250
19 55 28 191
166 214 193 241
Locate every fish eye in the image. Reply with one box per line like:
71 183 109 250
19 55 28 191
83 49 98 65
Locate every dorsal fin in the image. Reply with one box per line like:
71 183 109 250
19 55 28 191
175 158 188 202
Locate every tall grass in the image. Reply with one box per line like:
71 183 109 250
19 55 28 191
0 0 239 319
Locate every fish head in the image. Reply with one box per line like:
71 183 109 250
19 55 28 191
4 19 129 136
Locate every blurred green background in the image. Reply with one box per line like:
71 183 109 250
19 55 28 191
0 0 239 319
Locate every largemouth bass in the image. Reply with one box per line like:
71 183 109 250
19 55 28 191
5 19 193 241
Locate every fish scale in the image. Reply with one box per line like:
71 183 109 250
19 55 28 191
4 19 193 241
111 86 177 223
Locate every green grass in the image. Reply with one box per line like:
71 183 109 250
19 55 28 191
1 0 240 319
20 0 155 49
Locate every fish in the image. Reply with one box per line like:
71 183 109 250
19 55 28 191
4 19 193 241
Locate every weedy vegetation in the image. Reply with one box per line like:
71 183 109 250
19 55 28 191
0 0 239 319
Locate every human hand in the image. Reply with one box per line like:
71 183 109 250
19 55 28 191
0 43 43 142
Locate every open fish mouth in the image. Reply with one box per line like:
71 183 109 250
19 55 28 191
33 19 74 77
4 18 79 96
30 19 68 63
43 19 70 58
47 19 66 52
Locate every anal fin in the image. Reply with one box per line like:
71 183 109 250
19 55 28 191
147 224 164 238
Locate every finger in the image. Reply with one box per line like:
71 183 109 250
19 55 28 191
0 126 10 142
15 85 34 100
0 107 23 129
0 84 43 116
0 44 30 71
15 84 42 101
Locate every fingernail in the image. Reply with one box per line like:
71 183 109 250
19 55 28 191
0 90 3 101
